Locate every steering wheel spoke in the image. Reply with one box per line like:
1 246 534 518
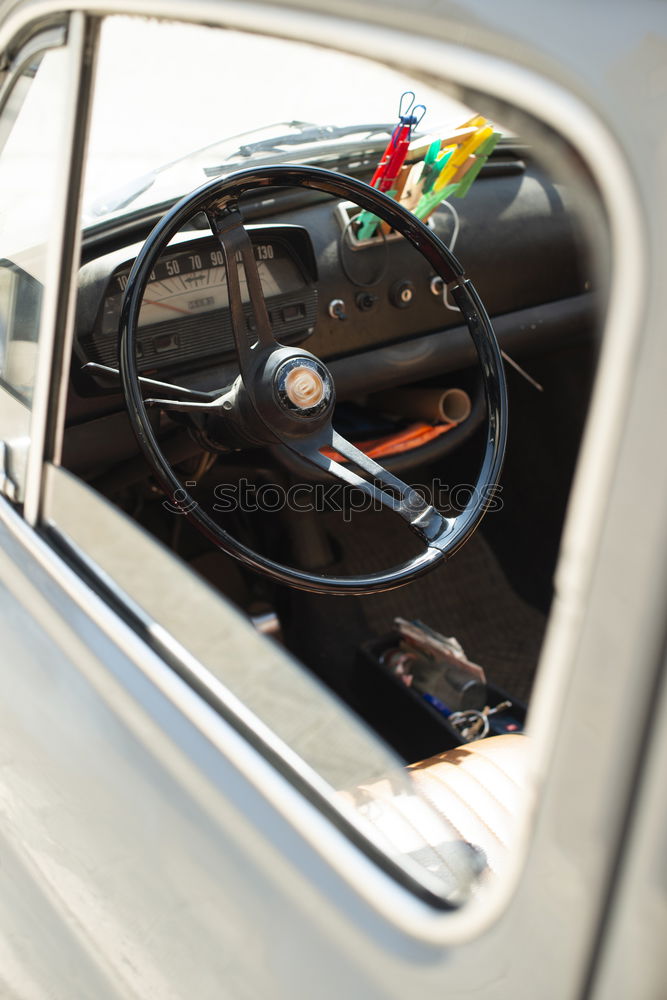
206 207 278 377
288 426 451 545
143 394 223 412
82 362 221 402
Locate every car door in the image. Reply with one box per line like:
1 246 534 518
0 4 664 1000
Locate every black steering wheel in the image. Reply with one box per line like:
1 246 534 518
119 165 507 596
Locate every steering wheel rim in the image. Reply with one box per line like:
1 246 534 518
119 164 507 596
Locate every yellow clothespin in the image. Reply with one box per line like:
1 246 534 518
459 114 487 129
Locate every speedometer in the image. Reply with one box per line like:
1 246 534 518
101 239 304 335
82 225 319 376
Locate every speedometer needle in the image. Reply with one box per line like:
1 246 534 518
143 299 191 315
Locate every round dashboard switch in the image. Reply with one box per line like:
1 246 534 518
390 280 415 308
355 291 378 311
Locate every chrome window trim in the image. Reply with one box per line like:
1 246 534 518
42 14 99 472
23 11 87 521
0 14 87 510
0 24 67 152
0 20 69 502
0 0 646 948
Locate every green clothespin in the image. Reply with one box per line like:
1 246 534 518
355 210 381 240
419 139 442 193
470 131 500 160
355 188 398 240
414 182 457 221
426 146 454 193
452 158 486 198
451 132 500 198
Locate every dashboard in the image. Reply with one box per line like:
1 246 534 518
66 151 595 474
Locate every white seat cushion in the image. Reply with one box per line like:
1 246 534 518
339 734 530 899
408 734 530 877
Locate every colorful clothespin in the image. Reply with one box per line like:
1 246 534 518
415 121 501 220
453 132 500 197
420 139 445 192
356 91 425 239
355 102 500 239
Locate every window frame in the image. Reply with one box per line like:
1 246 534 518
0 23 68 504
8 0 650 959
0 12 93 519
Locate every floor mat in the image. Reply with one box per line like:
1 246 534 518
322 508 547 705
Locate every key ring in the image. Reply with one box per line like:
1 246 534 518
449 709 490 742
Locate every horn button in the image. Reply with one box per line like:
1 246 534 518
273 356 334 419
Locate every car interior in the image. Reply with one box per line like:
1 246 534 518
2 14 607 905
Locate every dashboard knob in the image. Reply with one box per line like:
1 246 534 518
355 291 378 312
328 298 347 320
390 280 415 308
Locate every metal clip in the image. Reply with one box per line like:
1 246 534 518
397 90 426 128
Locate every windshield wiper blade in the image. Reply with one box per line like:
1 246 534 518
230 121 394 158
87 121 395 219
201 135 391 181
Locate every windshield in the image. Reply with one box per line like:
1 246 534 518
83 17 474 224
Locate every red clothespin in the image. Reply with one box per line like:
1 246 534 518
370 91 426 192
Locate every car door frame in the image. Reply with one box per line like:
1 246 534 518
0 1 664 998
